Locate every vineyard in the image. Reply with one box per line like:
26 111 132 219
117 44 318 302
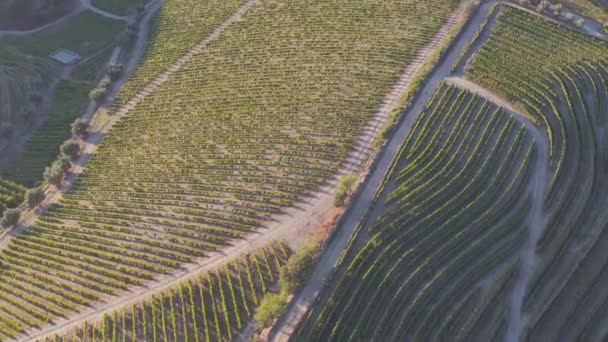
0 0 464 339
6 11 124 58
294 83 537 341
92 0 147 16
0 44 57 129
42 242 288 342
113 0 245 105
465 7 608 341
0 80 93 186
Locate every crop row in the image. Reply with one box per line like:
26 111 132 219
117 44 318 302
295 85 535 341
41 242 289 342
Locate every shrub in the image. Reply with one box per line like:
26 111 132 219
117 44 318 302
60 140 81 161
89 87 107 103
536 0 548 13
334 175 356 207
1 208 21 228
279 243 320 293
25 187 45 208
71 118 89 138
55 155 72 173
44 163 65 186
254 293 287 327
575 18 585 28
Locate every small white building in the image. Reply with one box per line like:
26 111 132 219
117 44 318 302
49 49 81 65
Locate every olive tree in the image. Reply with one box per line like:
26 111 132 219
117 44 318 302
60 140 81 161
71 118 89 138
1 208 21 228
25 187 45 208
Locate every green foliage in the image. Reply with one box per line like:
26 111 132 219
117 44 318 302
89 87 107 103
43 164 64 187
71 118 89 138
334 175 356 207
279 243 320 293
1 207 21 228
0 178 25 218
1 80 92 186
25 187 45 208
254 293 288 328
60 140 80 161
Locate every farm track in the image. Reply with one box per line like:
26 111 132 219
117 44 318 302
446 77 551 342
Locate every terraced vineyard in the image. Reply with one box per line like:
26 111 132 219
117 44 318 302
6 11 125 58
0 44 56 128
1 80 94 186
465 7 608 341
0 0 464 339
294 83 537 341
44 243 288 342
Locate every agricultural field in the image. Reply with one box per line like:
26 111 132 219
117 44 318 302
294 83 536 341
92 0 147 16
466 7 608 341
113 0 245 105
0 44 57 131
5 11 124 58
44 242 289 342
294 6 608 341
0 80 93 186
0 0 464 339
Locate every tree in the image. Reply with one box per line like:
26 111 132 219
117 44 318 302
71 118 89 138
279 243 319 293
1 208 21 228
60 140 80 161
25 187 45 208
604 22 608 32
55 155 72 173
44 163 64 186
107 65 124 81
